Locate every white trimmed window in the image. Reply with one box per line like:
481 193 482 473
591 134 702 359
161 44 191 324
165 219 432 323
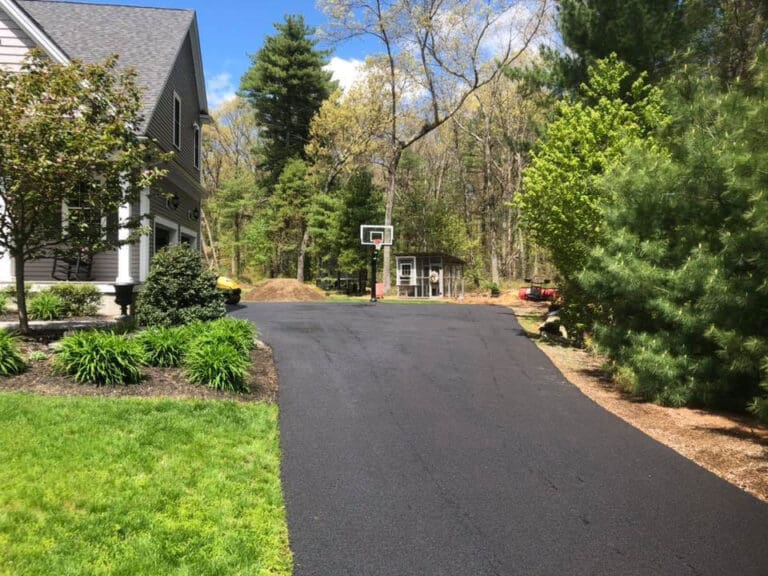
173 92 182 150
193 123 201 169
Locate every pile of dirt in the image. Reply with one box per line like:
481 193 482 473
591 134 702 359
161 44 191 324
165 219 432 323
242 279 326 302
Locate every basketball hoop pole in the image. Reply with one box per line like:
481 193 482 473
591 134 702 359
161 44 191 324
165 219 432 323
370 241 381 303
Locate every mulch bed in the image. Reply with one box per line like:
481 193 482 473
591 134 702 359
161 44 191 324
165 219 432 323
0 340 279 404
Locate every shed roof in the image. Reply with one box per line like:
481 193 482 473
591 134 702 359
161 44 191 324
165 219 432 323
396 253 467 266
16 0 205 128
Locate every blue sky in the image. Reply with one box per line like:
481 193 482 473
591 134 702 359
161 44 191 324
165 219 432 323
70 0 371 108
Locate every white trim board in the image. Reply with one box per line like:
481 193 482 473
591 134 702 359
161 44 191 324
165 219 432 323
0 0 69 64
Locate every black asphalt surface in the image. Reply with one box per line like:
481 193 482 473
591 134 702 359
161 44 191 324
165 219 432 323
235 303 768 576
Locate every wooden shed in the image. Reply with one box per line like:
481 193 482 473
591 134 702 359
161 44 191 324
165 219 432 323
395 253 465 299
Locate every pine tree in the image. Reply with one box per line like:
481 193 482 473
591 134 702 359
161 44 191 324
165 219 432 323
579 57 768 418
240 15 334 180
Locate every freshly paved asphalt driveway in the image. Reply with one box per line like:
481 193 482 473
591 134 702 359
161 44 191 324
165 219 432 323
235 303 768 576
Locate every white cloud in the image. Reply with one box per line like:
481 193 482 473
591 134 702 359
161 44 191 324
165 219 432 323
207 72 237 110
325 57 365 92
481 3 556 58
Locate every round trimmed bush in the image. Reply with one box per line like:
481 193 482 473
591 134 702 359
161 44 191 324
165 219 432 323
28 291 66 321
54 330 146 386
0 329 25 376
137 244 225 327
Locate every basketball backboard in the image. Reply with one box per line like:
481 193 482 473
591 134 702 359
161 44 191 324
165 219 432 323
360 225 394 247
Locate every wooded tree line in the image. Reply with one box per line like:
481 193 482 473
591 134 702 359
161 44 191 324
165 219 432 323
202 1 768 419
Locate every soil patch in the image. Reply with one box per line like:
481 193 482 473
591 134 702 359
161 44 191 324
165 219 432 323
509 297 768 503
242 279 326 303
0 340 279 404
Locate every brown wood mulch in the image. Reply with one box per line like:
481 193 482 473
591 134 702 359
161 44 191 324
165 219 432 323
505 298 768 504
0 340 279 404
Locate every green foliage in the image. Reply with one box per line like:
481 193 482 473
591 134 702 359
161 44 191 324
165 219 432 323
54 330 146 386
136 326 191 368
26 351 48 363
578 61 768 419
0 395 292 575
184 318 255 392
205 317 257 355
48 284 102 317
552 0 692 89
0 329 25 376
517 55 666 285
185 341 250 393
309 169 384 274
268 158 317 277
137 244 226 327
0 51 166 332
28 291 66 321
0 292 7 315
240 14 334 179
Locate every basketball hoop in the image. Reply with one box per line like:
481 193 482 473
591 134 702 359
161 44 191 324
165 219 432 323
373 238 383 251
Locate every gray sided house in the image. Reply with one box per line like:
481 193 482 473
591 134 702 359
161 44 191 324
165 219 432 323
0 0 209 303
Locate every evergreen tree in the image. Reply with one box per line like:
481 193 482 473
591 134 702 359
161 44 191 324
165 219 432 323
578 57 768 419
240 15 334 180
546 0 693 90
267 159 315 278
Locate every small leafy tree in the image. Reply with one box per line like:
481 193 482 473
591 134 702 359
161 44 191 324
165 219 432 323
517 55 666 285
0 51 165 333
137 244 225 327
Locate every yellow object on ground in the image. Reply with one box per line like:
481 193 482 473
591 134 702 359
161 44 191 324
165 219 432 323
216 276 242 305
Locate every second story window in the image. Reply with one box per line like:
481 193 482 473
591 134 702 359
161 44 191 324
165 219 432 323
193 123 201 169
173 93 181 149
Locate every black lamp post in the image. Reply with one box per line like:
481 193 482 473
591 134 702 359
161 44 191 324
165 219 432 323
113 282 135 320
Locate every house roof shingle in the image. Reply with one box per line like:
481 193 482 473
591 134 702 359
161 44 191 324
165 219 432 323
16 0 201 128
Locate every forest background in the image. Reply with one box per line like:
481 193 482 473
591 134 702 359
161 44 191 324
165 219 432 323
201 0 768 422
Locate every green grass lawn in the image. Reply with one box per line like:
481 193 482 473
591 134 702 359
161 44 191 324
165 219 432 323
0 393 292 576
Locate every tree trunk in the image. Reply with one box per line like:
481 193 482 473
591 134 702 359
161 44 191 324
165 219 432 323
231 214 241 278
296 226 310 283
13 254 29 335
382 148 402 294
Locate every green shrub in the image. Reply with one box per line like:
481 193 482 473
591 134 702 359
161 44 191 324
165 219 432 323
49 284 102 317
54 331 146 386
205 317 256 355
137 244 225 327
136 326 191 368
0 329 25 376
26 351 48 363
28 291 65 321
2 282 32 303
0 292 7 315
185 340 249 392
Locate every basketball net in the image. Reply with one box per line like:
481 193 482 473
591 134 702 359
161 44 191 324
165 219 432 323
373 238 383 251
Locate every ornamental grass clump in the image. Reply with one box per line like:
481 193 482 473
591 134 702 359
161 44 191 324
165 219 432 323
206 317 257 355
185 338 250 393
136 325 192 368
0 329 25 376
28 291 65 321
54 330 146 386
